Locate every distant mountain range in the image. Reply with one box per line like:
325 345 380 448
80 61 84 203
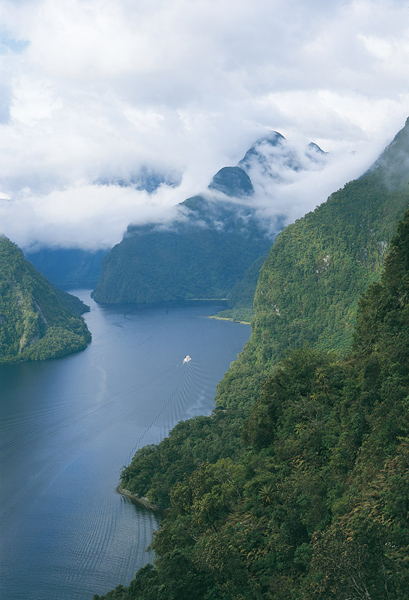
25 246 107 289
26 131 327 298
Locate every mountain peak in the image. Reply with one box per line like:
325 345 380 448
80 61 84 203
367 117 409 189
208 166 254 197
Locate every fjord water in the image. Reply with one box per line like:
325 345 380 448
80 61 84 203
0 293 250 600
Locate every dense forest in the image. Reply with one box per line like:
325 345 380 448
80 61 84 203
95 202 409 600
92 195 277 305
94 120 409 600
216 117 409 411
0 236 91 363
214 254 268 323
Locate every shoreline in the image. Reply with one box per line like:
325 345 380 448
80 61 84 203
117 485 162 514
208 314 251 325
93 298 229 310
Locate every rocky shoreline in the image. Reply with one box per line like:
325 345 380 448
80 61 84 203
116 485 162 513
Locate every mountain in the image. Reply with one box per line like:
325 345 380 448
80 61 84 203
92 121 409 600
216 117 409 409
0 236 91 363
23 168 180 289
215 253 268 323
94 189 409 599
238 130 327 181
97 164 181 193
92 131 327 306
25 247 107 289
208 166 254 197
24 248 108 289
92 195 280 304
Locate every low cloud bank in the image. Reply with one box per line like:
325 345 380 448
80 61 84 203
0 130 395 251
0 0 408 249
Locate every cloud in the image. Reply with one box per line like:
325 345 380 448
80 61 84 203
0 0 408 249
251 147 380 230
0 181 189 250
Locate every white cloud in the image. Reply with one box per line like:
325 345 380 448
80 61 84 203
0 181 186 250
0 0 408 249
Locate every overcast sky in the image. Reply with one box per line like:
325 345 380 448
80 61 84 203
0 0 408 250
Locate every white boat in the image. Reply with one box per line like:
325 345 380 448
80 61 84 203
183 355 191 363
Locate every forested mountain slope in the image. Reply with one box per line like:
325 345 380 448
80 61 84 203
94 196 409 600
0 236 91 363
26 246 107 288
92 121 409 600
92 132 326 305
92 195 278 305
106 120 409 515
216 117 409 410
215 253 268 323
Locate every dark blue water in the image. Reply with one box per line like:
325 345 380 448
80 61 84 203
0 292 250 600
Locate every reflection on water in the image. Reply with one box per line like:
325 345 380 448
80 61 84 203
0 292 250 600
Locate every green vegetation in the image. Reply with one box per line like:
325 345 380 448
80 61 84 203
94 207 409 600
92 130 323 308
216 118 409 411
52 285 90 315
26 246 107 288
93 196 275 305
120 409 246 509
0 236 91 363
215 254 268 323
94 120 409 600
